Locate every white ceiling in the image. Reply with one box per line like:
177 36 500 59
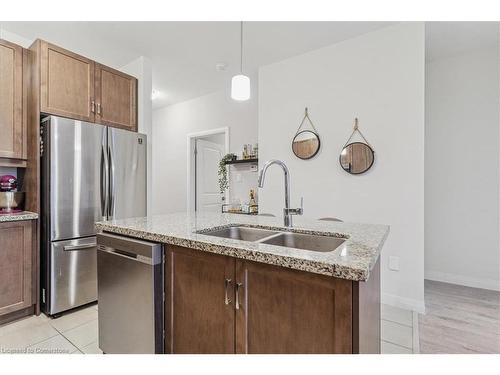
1 22 498 108
0 21 393 108
426 22 499 62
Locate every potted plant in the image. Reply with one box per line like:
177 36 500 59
218 153 236 194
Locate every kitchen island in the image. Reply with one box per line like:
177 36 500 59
95 212 389 354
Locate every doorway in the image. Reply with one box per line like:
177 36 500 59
187 128 229 213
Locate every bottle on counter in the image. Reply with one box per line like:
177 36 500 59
249 189 258 214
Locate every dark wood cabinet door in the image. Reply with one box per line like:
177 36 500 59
0 221 33 316
95 64 137 131
235 260 353 354
40 41 95 122
0 39 26 160
165 246 235 353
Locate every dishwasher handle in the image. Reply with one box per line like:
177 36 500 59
98 245 154 265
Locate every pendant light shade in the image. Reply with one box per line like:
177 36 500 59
231 21 250 101
231 74 250 101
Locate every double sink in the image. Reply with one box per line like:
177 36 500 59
198 225 346 253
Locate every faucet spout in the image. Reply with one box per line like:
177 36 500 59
258 159 302 227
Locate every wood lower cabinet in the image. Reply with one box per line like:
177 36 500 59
164 245 379 354
0 221 33 317
166 246 235 353
40 41 95 122
95 64 137 131
235 260 353 353
0 39 26 163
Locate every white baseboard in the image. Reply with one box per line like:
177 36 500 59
425 270 500 291
381 293 426 314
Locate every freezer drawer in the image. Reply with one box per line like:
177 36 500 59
48 237 97 315
97 233 163 354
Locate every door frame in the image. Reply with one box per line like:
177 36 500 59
187 127 229 213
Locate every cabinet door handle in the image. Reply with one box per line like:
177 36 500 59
97 103 102 115
235 282 243 310
91 100 95 113
224 278 232 305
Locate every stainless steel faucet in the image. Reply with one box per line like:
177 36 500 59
258 159 303 227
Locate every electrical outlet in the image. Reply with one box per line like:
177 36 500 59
388 256 400 271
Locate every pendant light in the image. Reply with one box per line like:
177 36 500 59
231 21 251 101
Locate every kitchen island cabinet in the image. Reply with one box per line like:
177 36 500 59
97 213 388 354
165 244 378 354
166 246 235 354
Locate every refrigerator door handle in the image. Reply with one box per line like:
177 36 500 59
100 144 109 218
108 143 115 218
63 243 96 251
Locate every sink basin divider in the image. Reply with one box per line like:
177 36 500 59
254 232 284 243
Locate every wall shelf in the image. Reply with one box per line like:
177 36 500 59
224 158 258 165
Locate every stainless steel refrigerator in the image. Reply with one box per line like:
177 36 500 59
40 115 147 316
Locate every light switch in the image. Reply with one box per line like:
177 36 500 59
236 173 242 183
388 256 400 271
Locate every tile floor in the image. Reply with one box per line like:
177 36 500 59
0 302 416 354
381 304 419 354
0 304 100 354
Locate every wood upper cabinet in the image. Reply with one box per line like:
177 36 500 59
95 64 137 131
0 39 26 161
166 246 235 353
40 41 95 122
0 221 33 316
37 40 137 130
235 260 353 354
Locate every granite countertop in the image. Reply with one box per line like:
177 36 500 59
0 211 38 222
95 212 389 282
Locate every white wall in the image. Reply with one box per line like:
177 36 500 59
425 48 500 290
0 28 32 48
152 86 258 214
0 168 17 178
120 57 153 215
258 23 426 312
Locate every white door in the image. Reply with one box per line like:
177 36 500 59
195 138 224 212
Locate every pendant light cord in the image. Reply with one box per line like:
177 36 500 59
240 21 244 73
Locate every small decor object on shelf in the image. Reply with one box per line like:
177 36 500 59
248 189 258 214
242 143 258 159
339 118 375 175
292 107 321 160
218 153 237 193
0 175 18 192
222 203 258 215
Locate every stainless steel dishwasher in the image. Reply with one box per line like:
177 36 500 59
97 233 164 354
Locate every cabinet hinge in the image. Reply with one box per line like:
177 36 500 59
42 288 46 304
